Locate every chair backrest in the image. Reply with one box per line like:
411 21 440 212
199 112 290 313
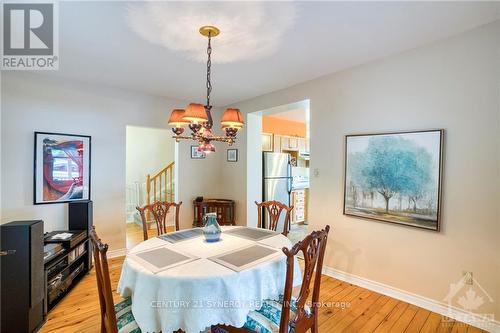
280 225 330 333
89 227 118 333
136 201 182 240
255 200 294 236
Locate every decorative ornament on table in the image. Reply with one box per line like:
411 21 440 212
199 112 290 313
202 212 221 242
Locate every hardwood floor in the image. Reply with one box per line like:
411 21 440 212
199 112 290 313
40 225 485 333
126 222 164 249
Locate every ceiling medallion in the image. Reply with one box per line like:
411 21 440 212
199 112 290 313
168 26 244 154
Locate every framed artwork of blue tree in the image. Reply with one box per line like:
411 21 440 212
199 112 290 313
344 129 444 231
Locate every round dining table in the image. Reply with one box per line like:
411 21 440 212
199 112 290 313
117 226 302 333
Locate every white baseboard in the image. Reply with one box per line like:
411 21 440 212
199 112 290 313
108 248 128 258
322 266 500 333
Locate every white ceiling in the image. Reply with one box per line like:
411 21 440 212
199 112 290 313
39 1 499 106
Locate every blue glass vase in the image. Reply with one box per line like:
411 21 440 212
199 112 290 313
203 212 221 242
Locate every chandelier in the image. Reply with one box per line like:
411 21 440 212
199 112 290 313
168 26 244 153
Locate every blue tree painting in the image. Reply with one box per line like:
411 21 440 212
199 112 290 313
344 130 443 230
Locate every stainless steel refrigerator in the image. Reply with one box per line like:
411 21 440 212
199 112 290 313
262 152 292 231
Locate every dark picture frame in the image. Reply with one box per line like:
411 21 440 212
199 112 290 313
227 149 238 162
34 131 91 205
343 129 444 231
191 145 206 159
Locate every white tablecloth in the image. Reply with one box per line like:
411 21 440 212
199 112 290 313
117 227 302 333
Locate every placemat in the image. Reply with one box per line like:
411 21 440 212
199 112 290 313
158 228 203 243
129 247 197 273
223 227 277 241
209 244 281 272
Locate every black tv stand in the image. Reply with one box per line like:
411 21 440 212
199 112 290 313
44 231 91 312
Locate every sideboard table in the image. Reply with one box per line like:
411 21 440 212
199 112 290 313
193 199 235 227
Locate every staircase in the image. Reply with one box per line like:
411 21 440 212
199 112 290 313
146 161 175 206
126 162 175 228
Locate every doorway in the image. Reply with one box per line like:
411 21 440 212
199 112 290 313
246 100 310 243
125 125 178 249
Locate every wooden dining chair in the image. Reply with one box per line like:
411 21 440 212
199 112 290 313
255 200 294 236
136 201 182 240
89 227 141 333
212 225 330 333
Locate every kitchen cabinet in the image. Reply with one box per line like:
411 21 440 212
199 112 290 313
262 133 309 154
280 135 299 151
288 137 299 150
273 135 281 152
298 137 307 153
291 189 308 224
262 133 273 152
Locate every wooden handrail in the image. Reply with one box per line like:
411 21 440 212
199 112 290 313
150 161 175 180
145 162 175 222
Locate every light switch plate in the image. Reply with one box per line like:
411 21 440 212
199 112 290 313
313 168 320 177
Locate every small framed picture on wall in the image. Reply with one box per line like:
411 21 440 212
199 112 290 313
227 149 238 162
34 132 91 204
191 145 206 159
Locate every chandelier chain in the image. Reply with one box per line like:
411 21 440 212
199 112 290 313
206 33 212 108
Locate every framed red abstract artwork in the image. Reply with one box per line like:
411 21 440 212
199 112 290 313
34 132 91 204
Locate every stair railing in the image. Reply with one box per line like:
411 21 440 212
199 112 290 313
146 161 175 209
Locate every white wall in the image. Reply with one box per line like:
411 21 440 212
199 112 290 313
176 132 225 229
245 113 262 227
126 126 174 187
222 22 500 318
0 72 194 250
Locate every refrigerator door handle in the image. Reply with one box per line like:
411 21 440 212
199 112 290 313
288 156 292 193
